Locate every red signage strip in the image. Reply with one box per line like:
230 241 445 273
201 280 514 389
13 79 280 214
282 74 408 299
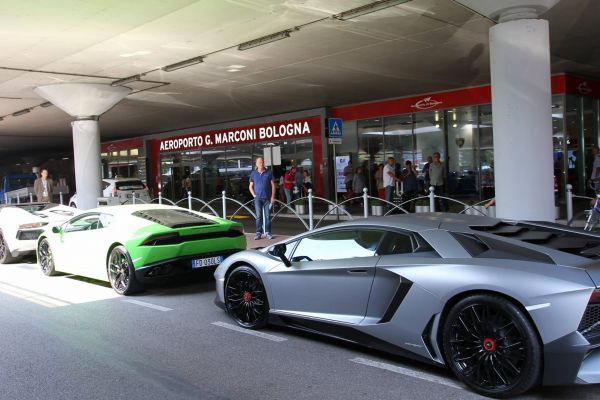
101 138 144 152
158 116 322 153
565 75 600 98
330 86 492 121
329 74 593 121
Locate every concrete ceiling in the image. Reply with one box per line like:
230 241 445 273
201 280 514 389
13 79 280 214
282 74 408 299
0 0 598 162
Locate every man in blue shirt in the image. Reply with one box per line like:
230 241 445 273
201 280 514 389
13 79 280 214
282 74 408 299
249 157 275 240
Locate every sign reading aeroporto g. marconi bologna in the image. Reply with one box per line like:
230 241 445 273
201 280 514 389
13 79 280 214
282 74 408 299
159 116 321 153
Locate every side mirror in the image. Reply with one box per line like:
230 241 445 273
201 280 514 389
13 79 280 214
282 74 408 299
52 226 61 234
271 243 292 268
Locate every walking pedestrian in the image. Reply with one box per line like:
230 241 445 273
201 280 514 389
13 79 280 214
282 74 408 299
34 168 54 203
249 157 275 240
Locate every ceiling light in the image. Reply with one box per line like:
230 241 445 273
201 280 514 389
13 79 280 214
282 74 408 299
12 108 31 117
40 101 52 108
162 56 205 72
238 30 292 51
333 0 410 20
227 69 241 72
228 64 246 69
110 74 141 87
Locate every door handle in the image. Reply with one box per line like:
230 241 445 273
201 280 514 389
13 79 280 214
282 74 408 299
347 269 368 274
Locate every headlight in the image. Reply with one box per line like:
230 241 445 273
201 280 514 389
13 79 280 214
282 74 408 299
18 222 48 230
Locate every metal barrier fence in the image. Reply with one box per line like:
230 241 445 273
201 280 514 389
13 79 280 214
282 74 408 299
6 183 597 231
116 187 495 231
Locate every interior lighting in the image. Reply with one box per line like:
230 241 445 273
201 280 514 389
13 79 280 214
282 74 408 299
162 56 205 72
110 74 141 87
238 30 293 51
12 108 31 117
333 0 410 20
40 101 52 108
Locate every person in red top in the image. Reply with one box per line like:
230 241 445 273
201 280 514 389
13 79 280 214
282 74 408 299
283 166 296 204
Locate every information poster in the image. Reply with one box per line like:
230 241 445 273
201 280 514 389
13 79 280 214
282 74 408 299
335 155 350 193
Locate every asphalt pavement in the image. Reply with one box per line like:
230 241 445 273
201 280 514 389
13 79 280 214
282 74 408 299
0 261 598 400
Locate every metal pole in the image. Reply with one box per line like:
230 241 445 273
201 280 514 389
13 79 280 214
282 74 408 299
262 208 266 235
132 192 136 205
566 184 573 223
187 191 192 210
29 193 33 203
429 186 436 212
363 188 368 218
308 189 314 230
222 191 227 218
17 195 20 204
59 192 64 205
3 193 6 204
158 191 162 205
333 143 338 206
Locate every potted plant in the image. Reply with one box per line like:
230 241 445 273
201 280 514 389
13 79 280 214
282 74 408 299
371 199 384 216
415 198 430 213
295 198 307 215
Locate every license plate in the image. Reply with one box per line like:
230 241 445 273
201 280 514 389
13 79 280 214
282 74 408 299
192 256 224 269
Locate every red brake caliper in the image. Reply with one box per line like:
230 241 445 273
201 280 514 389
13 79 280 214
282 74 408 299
482 337 497 353
243 292 253 303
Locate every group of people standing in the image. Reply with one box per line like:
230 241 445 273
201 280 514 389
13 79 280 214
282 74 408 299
344 152 448 212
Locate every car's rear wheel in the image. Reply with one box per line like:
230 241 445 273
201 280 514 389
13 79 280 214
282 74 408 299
0 231 19 264
225 265 269 329
107 246 141 295
442 294 542 398
37 238 57 276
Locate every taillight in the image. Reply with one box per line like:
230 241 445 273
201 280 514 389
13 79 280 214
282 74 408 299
18 222 48 230
230 225 244 234
141 233 180 246
590 288 600 304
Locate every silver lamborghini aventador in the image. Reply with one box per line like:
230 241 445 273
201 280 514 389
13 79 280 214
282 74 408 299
214 213 600 398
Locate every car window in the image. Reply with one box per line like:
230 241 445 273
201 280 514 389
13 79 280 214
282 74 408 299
102 181 111 190
291 229 385 262
98 213 114 228
64 214 102 232
115 180 145 190
377 232 414 255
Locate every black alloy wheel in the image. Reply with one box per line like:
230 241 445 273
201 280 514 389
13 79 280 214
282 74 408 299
442 294 542 398
0 232 18 264
37 238 57 276
107 246 141 295
225 266 269 329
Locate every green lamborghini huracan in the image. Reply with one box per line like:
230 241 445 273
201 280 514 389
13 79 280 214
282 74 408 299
37 204 246 295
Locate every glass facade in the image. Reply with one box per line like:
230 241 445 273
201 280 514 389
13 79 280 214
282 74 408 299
338 94 600 202
159 138 314 202
101 147 144 181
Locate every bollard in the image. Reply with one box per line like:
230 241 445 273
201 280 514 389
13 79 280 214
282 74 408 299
566 184 573 224
429 186 436 212
222 191 227 218
187 191 192 210
308 189 314 231
363 188 368 218
158 191 162 205
17 195 20 204
29 193 33 203
59 192 64 205
132 192 136 205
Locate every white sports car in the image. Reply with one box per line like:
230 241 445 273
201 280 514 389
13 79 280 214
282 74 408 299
0 203 80 263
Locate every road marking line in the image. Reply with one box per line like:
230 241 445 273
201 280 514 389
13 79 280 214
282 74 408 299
350 357 463 390
211 321 287 342
0 282 70 308
122 299 173 312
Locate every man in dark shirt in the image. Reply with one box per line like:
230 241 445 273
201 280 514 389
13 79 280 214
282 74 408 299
249 157 275 240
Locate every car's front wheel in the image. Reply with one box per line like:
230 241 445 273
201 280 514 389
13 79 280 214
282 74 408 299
37 238 57 276
107 246 142 295
442 294 542 398
0 231 19 264
224 265 269 329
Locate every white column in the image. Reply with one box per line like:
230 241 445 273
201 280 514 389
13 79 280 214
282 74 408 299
490 18 555 221
72 119 102 210
34 83 131 210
